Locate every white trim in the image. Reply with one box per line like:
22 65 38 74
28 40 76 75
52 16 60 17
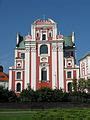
39 65 41 81
40 30 48 41
52 43 57 89
31 46 36 90
66 80 72 92
15 49 17 58
66 70 73 79
15 81 22 92
16 50 25 53
38 44 50 56
39 64 49 81
15 71 22 80
9 69 12 90
47 65 49 81
24 49 30 89
40 56 48 63
17 62 21 67
76 69 79 80
58 43 64 90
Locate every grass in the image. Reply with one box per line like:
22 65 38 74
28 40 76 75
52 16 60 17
0 108 90 120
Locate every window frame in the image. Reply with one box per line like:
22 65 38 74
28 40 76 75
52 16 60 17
40 44 48 55
42 34 46 40
41 67 47 82
21 53 25 59
16 83 21 92
16 71 22 80
67 71 72 78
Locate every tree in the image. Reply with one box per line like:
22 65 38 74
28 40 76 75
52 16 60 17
0 86 17 102
78 78 87 92
72 78 77 92
86 79 90 93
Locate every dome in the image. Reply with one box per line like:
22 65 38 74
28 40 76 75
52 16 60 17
33 18 56 25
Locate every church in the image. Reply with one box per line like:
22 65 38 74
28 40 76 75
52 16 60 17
9 18 79 93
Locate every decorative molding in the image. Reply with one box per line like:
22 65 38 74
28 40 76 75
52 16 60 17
31 46 36 52
58 45 63 52
40 57 48 63
25 47 30 52
40 63 48 68
52 45 57 52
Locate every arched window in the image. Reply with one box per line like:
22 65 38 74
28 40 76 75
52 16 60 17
68 82 72 92
41 68 47 81
17 72 21 79
40 45 48 54
16 83 21 92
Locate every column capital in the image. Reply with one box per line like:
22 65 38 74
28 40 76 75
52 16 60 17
52 44 57 52
31 46 36 52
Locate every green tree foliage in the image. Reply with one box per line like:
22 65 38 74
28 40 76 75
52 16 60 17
20 87 69 102
20 88 36 102
72 78 77 92
78 78 87 92
0 86 89 103
87 79 90 93
0 86 17 102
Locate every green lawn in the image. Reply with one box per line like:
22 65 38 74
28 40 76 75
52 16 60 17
0 108 90 120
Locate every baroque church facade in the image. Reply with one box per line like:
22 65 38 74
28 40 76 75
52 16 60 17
9 19 79 93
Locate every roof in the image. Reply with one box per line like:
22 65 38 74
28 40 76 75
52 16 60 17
16 35 74 49
16 34 25 49
63 36 74 47
0 72 9 81
33 18 56 25
79 53 90 61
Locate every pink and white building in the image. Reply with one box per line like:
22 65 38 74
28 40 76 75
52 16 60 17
9 18 79 93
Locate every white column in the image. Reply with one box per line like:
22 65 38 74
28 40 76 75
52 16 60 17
9 67 12 90
52 43 57 89
31 46 36 90
58 42 64 90
24 48 30 89
77 68 79 80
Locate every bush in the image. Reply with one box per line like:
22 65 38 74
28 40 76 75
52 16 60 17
36 87 53 102
0 86 17 102
0 86 89 103
20 87 70 102
20 89 36 102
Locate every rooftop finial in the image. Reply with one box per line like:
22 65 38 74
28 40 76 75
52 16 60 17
72 32 75 43
16 32 19 44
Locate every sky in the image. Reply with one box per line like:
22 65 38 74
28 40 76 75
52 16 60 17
0 0 90 73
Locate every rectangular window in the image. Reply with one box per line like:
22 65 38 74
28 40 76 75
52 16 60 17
42 34 46 40
67 71 71 78
17 72 21 79
41 68 47 81
21 53 25 59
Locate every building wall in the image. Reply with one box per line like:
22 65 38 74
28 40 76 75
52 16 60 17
9 19 79 93
80 55 90 80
